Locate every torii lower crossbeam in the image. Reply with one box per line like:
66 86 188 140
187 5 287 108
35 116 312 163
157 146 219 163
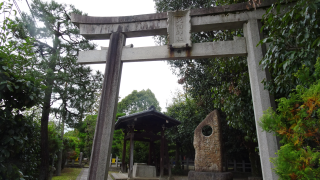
78 39 247 64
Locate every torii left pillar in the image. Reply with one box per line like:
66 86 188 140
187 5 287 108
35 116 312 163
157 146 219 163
88 28 126 180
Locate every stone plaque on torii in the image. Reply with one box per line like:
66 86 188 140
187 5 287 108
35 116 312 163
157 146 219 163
71 1 278 179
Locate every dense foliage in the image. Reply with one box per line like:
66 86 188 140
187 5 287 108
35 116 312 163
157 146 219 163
79 114 97 158
258 0 320 179
114 89 162 164
13 0 104 178
154 0 260 175
0 1 43 179
260 0 320 99
63 130 81 160
260 58 320 179
0 0 103 178
165 92 252 173
117 89 161 115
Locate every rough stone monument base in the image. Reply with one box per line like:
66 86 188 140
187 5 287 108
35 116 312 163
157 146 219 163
188 171 233 180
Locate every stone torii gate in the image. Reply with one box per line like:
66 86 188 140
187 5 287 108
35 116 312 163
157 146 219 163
71 1 278 179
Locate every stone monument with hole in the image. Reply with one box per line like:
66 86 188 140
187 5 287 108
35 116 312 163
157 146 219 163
71 1 280 179
188 110 232 180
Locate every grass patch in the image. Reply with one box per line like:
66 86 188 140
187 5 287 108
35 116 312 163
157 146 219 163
52 168 82 180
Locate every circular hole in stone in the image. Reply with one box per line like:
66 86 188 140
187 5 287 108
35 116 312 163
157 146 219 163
202 125 213 136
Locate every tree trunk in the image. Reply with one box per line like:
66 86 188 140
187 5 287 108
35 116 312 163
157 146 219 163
56 83 67 176
56 110 65 175
56 147 62 175
39 31 59 180
39 81 54 180
180 146 184 170
175 142 179 165
56 143 62 175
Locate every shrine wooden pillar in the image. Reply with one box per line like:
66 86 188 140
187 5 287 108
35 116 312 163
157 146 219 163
128 126 135 178
160 127 165 177
165 138 171 177
121 131 127 172
152 142 156 166
148 139 152 165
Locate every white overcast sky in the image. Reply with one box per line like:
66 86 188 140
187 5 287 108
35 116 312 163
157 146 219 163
16 0 183 112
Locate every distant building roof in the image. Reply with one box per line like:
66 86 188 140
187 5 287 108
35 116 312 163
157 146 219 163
115 106 181 133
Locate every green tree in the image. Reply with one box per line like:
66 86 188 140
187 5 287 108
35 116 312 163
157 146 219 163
81 114 97 158
115 89 162 165
260 58 320 179
154 0 261 176
165 93 205 172
257 1 320 178
12 0 104 179
78 113 125 160
112 115 125 157
47 122 63 178
117 89 161 114
0 1 43 179
165 92 250 173
64 130 81 161
260 0 320 100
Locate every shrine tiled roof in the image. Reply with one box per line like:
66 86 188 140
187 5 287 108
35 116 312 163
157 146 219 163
115 106 181 132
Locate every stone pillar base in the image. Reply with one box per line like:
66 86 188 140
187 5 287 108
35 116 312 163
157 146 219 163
188 171 233 180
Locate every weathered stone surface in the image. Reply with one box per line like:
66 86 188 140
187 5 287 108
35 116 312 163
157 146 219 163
244 19 278 180
77 39 247 64
77 9 265 40
70 0 275 25
194 110 222 172
133 163 156 178
116 156 119 167
87 30 126 180
167 10 191 48
188 171 232 180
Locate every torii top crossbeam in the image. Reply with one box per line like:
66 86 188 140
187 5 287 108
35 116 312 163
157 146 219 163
71 1 279 180
71 0 273 40
71 1 273 64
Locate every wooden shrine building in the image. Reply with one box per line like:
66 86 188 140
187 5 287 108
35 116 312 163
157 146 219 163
115 106 181 178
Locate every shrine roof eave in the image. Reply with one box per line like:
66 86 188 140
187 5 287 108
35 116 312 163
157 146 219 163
115 107 181 131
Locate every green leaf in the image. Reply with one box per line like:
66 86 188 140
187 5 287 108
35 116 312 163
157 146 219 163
7 84 13 91
311 37 320 47
4 150 10 158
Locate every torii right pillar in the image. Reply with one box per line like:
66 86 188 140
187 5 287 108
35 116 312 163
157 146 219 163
244 19 279 180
